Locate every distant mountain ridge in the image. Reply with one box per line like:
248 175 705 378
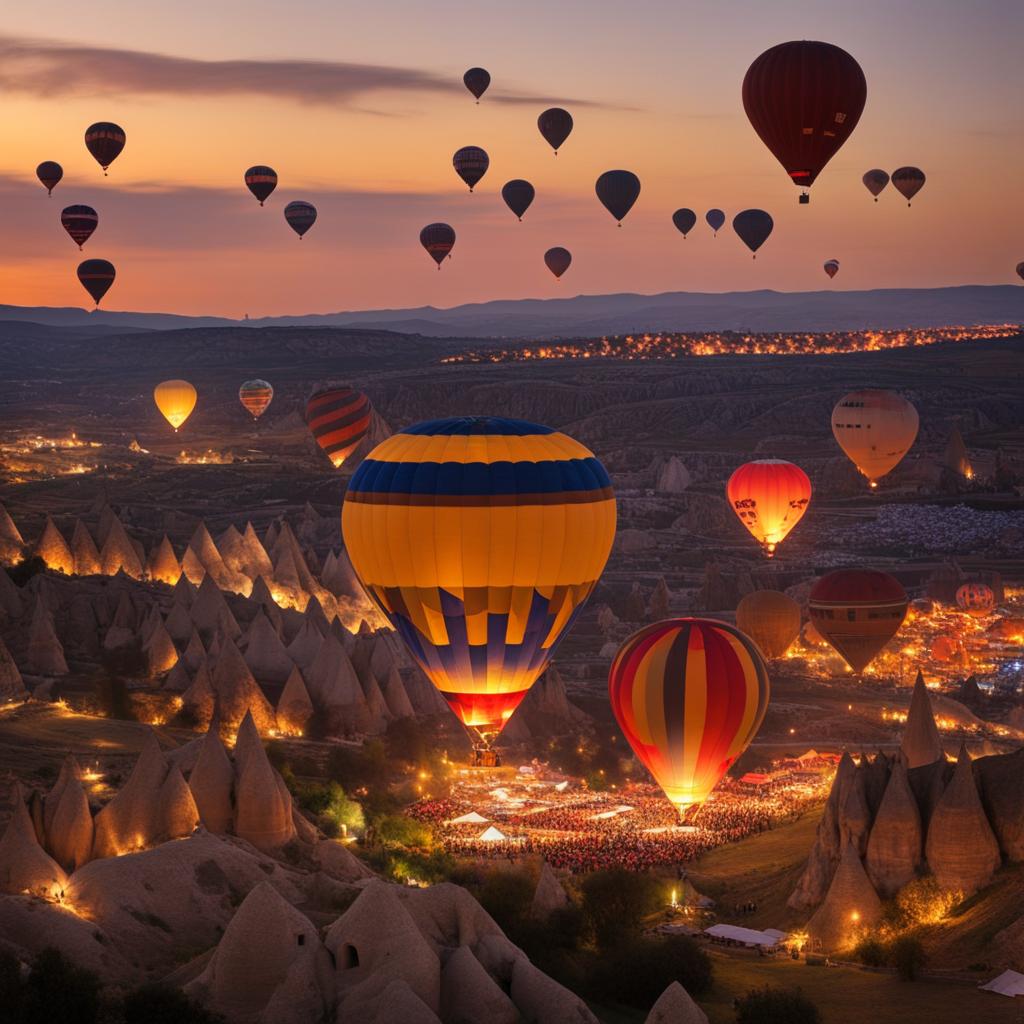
2 285 1022 338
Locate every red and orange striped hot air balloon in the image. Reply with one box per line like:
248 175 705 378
609 618 770 817
956 582 994 616
305 386 372 468
239 379 273 420
726 459 811 557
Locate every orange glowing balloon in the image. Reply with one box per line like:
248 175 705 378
831 389 919 487
736 590 801 658
956 583 994 616
154 379 197 431
726 459 811 557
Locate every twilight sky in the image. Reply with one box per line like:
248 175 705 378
1 0 1021 316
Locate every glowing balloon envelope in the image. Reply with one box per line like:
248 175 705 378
501 180 535 220
733 209 773 257
77 259 115 306
595 170 641 224
726 459 811 557
956 583 994 616
736 591 801 659
672 209 697 238
831 389 919 487
239 379 273 420
420 223 456 267
154 380 197 431
305 386 371 468
453 147 489 192
538 108 573 153
824 259 840 279
463 67 490 101
284 200 317 238
706 209 725 235
892 166 925 206
863 169 889 200
544 247 572 279
36 161 63 195
85 122 126 173
244 166 278 206
62 205 98 249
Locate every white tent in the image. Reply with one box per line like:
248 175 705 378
448 811 489 825
554 780 569 792
478 825 508 842
980 970 1024 997
704 924 784 948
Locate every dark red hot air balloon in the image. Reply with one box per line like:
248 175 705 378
824 259 840 279
538 108 573 154
706 209 725 235
742 41 866 201
244 166 278 205
77 259 115 306
733 209 774 257
544 247 572 279
284 200 317 238
892 166 925 206
305 386 372 468
61 205 98 249
463 68 490 101
420 223 456 268
501 180 535 220
453 147 489 191
595 170 640 225
862 169 889 201
672 209 697 238
36 161 63 195
1016 262 1024 282
84 122 126 174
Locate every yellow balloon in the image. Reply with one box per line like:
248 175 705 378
154 379 197 431
831 389 918 487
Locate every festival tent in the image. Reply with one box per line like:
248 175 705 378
704 924 785 948
478 826 507 842
980 970 1024 997
449 812 489 825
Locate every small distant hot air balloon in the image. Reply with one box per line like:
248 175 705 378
284 200 317 238
154 380 197 432
706 209 725 235
672 209 697 238
736 591 801 659
863 169 889 201
808 569 908 674
544 247 572 279
84 123 125 174
453 147 489 192
244 166 278 206
239 380 274 420
956 583 995 616
36 161 63 195
420 223 456 268
538 108 573 154
892 167 925 206
305 386 372 468
930 635 961 663
726 460 810 557
609 618 770 817
742 41 866 202
61 206 98 249
733 209 773 257
1016 262 1024 282
824 259 840 279
501 180 535 220
463 68 491 101
77 259 115 306
831 389 919 487
595 170 641 225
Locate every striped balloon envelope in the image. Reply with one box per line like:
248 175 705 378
342 417 616 743
609 618 770 816
956 582 994 616
726 459 811 557
239 379 273 420
305 387 372 468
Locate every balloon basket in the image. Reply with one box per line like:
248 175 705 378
470 746 501 769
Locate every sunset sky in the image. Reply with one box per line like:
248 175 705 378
1 0 1021 317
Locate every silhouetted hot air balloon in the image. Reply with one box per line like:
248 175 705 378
595 170 640 225
705 209 725 235
1017 262 1024 282
831 389 919 487
892 166 925 206
726 460 810 557
733 209 773 257
420 223 456 267
342 417 616 745
956 583 994 616
284 200 317 238
544 247 572 279
609 618 770 816
736 591 801 659
672 209 697 238
36 161 63 195
305 386 372 468
463 68 490 101
239 379 273 420
742 41 866 202
61 205 98 249
76 259 115 306
453 147 489 192
84 123 125 174
863 169 889 201
154 380 197 432
501 180 535 220
538 108 573 154
808 570 907 674
244 166 278 206
824 259 840 279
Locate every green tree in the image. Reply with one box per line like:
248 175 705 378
891 934 927 981
580 869 661 950
588 935 712 1008
735 986 821 1024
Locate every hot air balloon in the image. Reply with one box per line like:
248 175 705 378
733 209 773 257
726 459 811 557
61 206 98 249
538 108 573 154
76 259 115 306
831 389 919 487
863 169 889 201
85 123 125 173
824 259 840 279
609 618 770 817
453 147 489 192
244 166 278 206
595 170 640 225
36 161 63 195
420 223 456 267
930 635 961 664
808 569 908 674
672 209 697 238
154 380 197 431
736 591 801 659
463 67 490 101
305 386 372 468
501 180 535 220
544 247 572 279
239 380 274 420
742 41 866 202
892 167 925 206
956 583 994 616
342 416 616 745
705 209 725 235
284 200 317 238
1016 262 1024 282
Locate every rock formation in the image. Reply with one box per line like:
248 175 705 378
645 982 709 1024
46 756 94 871
0 634 27 700
188 724 235 834
242 607 294 683
901 672 944 768
211 637 277 734
0 503 25 564
531 861 569 919
655 455 691 493
232 711 295 851
100 517 144 579
36 517 75 575
70 520 102 576
440 944 519 1024
147 536 182 586
806 841 882 951
864 758 922 896
276 666 314 736
27 600 69 675
0 782 68 898
181 658 216 728
0 566 22 620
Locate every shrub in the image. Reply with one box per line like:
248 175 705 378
854 935 888 967
588 935 713 1008
891 934 927 981
23 948 101 1024
735 986 821 1024
121 983 225 1023
475 870 535 937
8 556 46 587
375 814 433 850
893 877 962 928
580 869 661 950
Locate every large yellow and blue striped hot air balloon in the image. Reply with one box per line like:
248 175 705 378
609 618 770 817
342 417 616 743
